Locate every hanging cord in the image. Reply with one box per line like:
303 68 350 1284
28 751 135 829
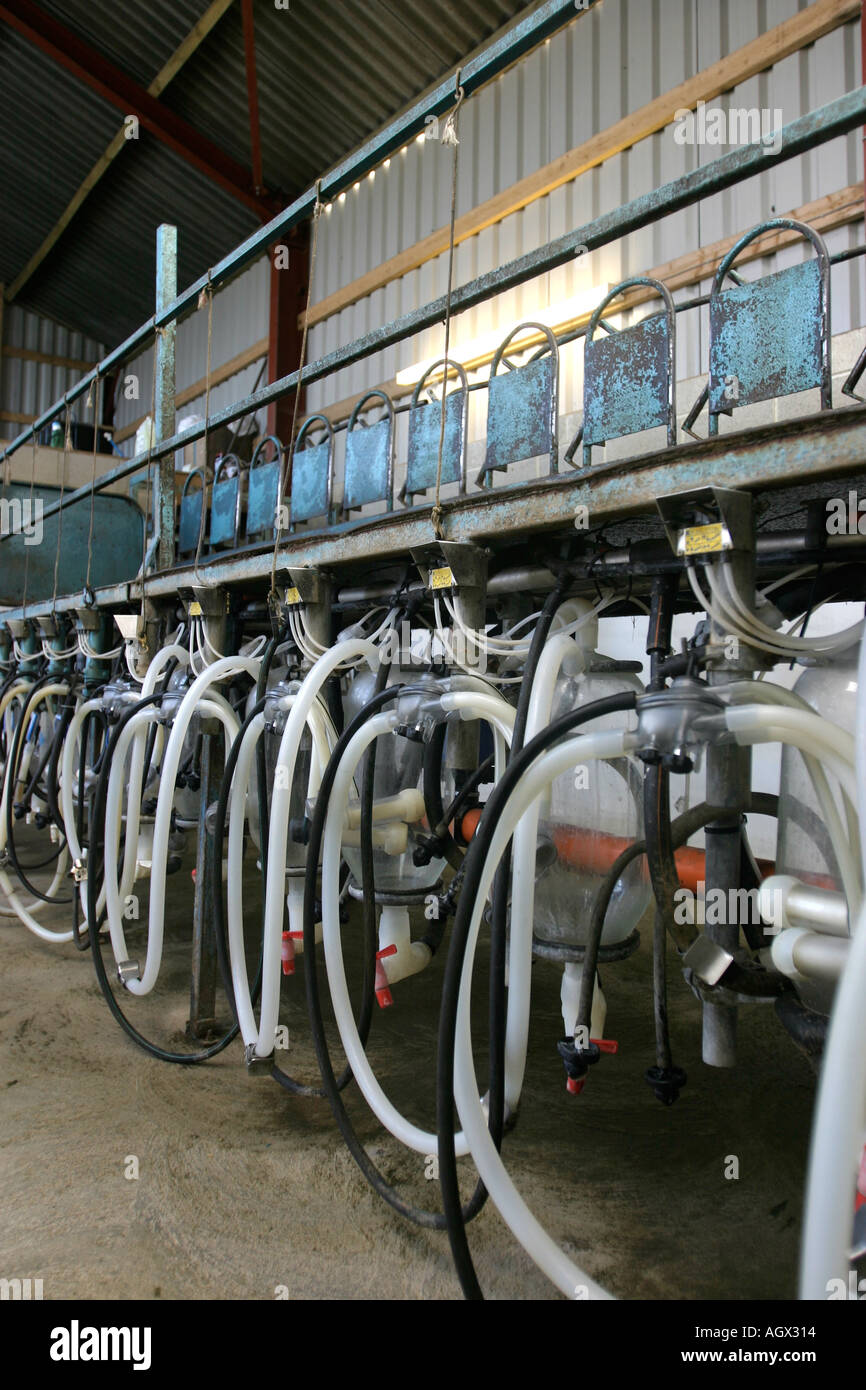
431 72 465 541
84 374 101 598
139 328 162 627
50 404 72 612
269 181 324 607
193 273 215 585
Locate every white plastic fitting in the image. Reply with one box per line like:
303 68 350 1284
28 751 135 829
560 961 606 1041
377 904 432 987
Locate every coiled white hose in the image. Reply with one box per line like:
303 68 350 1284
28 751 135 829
126 656 259 995
256 638 377 1057
0 682 73 940
317 685 517 1153
226 693 336 1052
800 630 866 1299
452 727 630 1298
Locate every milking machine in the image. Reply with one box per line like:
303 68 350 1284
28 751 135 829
2 465 865 1306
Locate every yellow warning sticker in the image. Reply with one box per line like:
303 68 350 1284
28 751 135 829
681 523 725 556
188 600 203 617
285 586 302 606
430 567 455 591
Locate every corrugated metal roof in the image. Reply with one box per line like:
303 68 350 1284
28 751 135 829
1 0 538 346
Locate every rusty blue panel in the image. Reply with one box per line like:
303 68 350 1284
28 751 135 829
291 440 331 523
406 392 465 497
709 259 824 414
209 473 240 549
484 356 555 475
344 418 392 510
584 315 671 445
246 459 280 538
178 483 204 556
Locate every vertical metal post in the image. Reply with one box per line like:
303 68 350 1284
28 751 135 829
155 224 177 571
440 542 488 773
703 499 757 1068
187 590 227 1037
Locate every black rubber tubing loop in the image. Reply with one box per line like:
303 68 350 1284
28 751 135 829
421 719 463 872
19 673 78 817
19 731 58 814
440 752 495 836
87 691 239 1064
437 688 638 1300
3 675 73 902
44 696 78 838
3 671 56 814
302 681 494 1230
575 792 780 1038
72 708 104 951
436 579 568 1299
644 762 696 954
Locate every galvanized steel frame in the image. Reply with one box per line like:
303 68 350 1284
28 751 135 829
0 66 864 625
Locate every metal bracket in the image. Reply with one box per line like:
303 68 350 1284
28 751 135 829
117 960 140 986
656 486 753 558
244 1042 274 1075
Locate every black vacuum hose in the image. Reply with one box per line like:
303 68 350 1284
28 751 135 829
303 682 494 1229
437 689 638 1299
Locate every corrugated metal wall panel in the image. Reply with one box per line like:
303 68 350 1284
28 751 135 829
0 305 105 443
108 2 863 480
305 0 862 440
114 256 270 446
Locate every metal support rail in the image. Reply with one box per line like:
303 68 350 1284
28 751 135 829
0 0 592 470
2 86 865 542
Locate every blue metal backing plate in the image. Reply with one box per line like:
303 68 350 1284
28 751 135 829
178 490 204 555
406 392 464 495
344 418 391 510
584 314 670 445
0 483 145 605
710 259 823 413
484 356 555 473
209 475 239 548
291 440 331 523
246 459 280 538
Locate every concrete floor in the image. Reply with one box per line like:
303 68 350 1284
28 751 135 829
0 845 820 1302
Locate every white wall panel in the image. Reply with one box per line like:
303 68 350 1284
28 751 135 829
100 2 863 469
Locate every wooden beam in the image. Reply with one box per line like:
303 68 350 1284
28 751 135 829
113 337 269 444
5 0 237 304
303 0 860 330
2 346 96 371
0 442 128 492
0 0 272 216
313 182 864 426
268 230 309 440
